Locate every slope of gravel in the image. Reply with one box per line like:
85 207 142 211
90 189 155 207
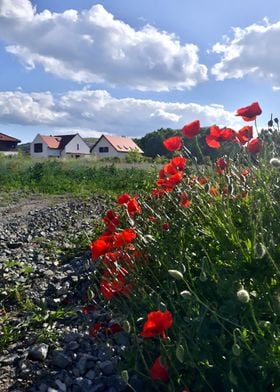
0 196 140 392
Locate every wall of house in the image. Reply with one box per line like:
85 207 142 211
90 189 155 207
61 134 90 157
0 151 19 156
91 137 126 158
30 134 49 158
30 135 60 158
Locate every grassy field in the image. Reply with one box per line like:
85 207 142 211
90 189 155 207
0 155 158 198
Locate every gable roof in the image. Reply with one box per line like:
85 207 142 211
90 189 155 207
0 133 21 143
92 135 143 153
39 134 77 150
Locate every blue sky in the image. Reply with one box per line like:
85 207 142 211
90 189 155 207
1 0 280 142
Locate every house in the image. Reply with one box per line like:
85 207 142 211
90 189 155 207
91 135 144 158
0 133 21 156
30 133 90 158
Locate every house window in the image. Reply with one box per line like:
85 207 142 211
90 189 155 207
34 143 43 153
77 144 79 151
99 146 109 153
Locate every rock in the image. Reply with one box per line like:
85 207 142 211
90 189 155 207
99 360 114 376
52 352 72 369
28 343 49 362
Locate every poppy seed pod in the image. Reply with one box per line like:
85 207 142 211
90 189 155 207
254 242 266 259
270 158 280 168
168 269 184 281
237 289 250 303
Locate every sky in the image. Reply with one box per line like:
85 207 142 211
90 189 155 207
1 0 280 143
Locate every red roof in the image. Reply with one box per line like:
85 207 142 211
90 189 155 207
101 135 143 153
0 133 21 143
39 134 76 149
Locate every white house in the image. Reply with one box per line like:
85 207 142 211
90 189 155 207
30 134 90 158
91 135 144 158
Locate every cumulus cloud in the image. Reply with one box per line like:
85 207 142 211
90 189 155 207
0 89 245 137
212 20 280 89
0 0 207 91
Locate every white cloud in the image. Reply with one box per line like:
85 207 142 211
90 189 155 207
0 89 245 137
0 0 207 91
212 20 280 89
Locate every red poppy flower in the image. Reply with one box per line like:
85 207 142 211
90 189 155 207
181 192 192 208
140 310 173 339
206 126 235 148
89 322 102 337
209 186 219 197
150 356 169 383
163 162 178 176
206 134 221 149
168 171 184 186
127 198 142 216
236 102 262 121
247 137 262 154
118 193 131 204
215 157 227 171
162 223 169 231
113 228 136 247
236 126 253 145
163 136 183 151
170 156 187 170
182 120 200 139
91 239 109 260
82 305 96 315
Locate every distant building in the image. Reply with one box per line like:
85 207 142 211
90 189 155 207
30 134 90 158
0 133 21 156
91 135 144 158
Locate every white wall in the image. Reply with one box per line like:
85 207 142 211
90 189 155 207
91 137 125 158
30 134 49 158
61 134 90 157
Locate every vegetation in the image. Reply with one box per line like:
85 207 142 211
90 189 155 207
90 108 280 391
0 156 157 197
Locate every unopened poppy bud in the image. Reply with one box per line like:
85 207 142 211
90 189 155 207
232 343 242 356
180 290 192 299
121 370 129 383
199 271 207 282
176 345 185 363
168 269 184 281
159 302 167 311
123 320 131 333
237 289 250 303
270 158 280 168
274 117 279 124
254 242 266 259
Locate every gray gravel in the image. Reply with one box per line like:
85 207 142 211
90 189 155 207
0 196 139 392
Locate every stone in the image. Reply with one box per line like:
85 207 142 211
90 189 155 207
28 343 49 362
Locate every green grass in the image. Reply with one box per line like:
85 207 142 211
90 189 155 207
0 155 157 197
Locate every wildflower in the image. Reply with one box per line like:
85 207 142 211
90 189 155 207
215 157 227 173
89 322 102 337
247 137 261 154
182 120 200 139
140 310 173 339
181 192 192 208
206 125 235 148
150 356 169 383
169 156 187 171
168 269 184 280
236 102 262 121
163 136 183 151
127 197 142 216
236 125 253 144
113 228 136 247
162 223 169 231
118 193 131 204
91 239 109 260
237 288 250 303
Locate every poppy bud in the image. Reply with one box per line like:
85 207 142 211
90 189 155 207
237 288 250 303
199 271 207 282
168 270 184 281
270 158 280 168
232 343 242 356
180 290 192 299
176 345 185 363
121 370 129 383
254 242 266 259
274 118 279 124
159 302 167 311
123 320 131 333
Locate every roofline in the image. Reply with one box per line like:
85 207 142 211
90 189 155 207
90 134 144 153
0 132 21 143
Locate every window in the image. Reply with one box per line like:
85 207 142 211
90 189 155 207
99 146 109 153
34 143 43 153
77 143 79 151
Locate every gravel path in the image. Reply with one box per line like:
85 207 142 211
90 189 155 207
0 195 138 392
